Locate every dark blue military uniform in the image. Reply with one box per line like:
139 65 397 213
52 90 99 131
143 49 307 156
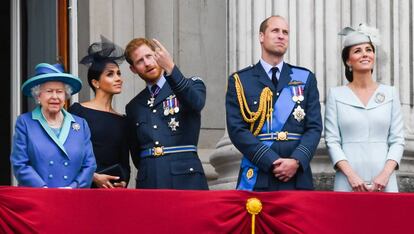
126 66 208 190
226 62 322 191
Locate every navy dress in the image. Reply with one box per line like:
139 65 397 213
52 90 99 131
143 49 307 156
68 103 130 187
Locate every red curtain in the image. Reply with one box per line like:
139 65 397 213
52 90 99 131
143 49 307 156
0 186 412 234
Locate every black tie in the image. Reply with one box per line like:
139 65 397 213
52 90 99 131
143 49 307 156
271 67 279 89
151 85 160 97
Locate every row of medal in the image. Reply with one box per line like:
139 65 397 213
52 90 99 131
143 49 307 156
163 95 180 116
164 95 180 131
289 81 306 122
290 83 304 103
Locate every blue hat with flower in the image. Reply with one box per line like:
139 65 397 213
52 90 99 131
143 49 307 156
21 63 82 97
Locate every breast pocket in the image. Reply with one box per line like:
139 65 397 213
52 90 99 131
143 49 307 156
134 116 151 142
246 95 260 112
170 159 207 190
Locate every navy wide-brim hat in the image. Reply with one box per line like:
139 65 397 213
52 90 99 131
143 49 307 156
21 63 82 97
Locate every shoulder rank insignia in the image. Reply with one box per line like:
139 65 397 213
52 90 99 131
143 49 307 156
292 106 306 122
191 76 203 82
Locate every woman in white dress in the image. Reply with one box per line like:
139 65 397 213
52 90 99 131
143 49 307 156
325 24 405 192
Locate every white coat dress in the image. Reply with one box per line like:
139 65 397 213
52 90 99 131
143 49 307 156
325 84 404 192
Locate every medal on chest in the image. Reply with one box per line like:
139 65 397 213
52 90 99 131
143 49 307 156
148 85 161 107
289 81 305 103
289 80 306 122
163 95 180 116
147 97 155 107
292 105 306 122
168 117 180 131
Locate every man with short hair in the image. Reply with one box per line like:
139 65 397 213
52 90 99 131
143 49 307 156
226 15 322 191
125 38 208 189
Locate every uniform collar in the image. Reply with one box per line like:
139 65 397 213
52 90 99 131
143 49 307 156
260 58 284 80
32 106 76 157
146 75 166 93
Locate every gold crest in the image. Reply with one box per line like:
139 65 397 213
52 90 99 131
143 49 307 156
246 168 254 179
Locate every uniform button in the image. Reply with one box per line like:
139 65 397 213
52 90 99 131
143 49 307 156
189 168 194 172
253 101 257 105
153 109 157 113
153 125 157 129
49 160 54 165
63 175 68 180
48 174 53 179
64 162 68 166
136 122 140 126
276 92 280 96
155 141 159 145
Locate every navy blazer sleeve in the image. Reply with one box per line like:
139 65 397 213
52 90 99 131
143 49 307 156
290 72 322 171
226 75 279 172
165 65 206 112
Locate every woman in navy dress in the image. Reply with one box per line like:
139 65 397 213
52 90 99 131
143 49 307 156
69 37 130 188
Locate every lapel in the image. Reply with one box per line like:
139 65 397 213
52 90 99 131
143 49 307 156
137 88 152 106
277 63 292 92
252 62 276 93
32 106 75 157
365 84 392 109
59 108 76 149
335 85 392 109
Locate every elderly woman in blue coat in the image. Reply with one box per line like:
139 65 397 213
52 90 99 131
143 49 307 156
325 25 405 192
10 63 96 188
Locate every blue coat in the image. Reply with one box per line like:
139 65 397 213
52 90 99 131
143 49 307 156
10 107 96 188
226 62 322 190
126 66 208 189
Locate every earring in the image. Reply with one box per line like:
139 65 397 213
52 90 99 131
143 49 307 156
349 66 352 72
96 86 99 89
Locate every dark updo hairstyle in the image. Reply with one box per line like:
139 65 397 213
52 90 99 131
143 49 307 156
341 42 375 82
86 60 118 93
80 35 125 93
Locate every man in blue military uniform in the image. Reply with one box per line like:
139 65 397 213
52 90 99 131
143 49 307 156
125 38 208 190
226 15 322 191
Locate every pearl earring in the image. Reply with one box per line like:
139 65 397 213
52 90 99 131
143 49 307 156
349 66 352 72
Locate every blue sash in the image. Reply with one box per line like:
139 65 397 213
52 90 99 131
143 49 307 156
237 68 309 191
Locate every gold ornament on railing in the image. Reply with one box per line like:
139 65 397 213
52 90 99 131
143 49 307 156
246 197 263 234
233 73 273 136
